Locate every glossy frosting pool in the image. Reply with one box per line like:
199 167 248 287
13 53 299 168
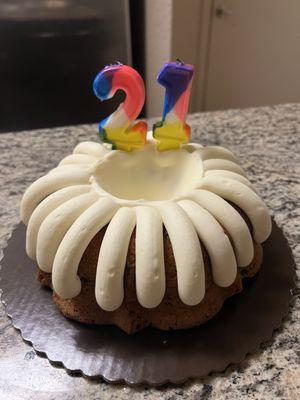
91 144 204 201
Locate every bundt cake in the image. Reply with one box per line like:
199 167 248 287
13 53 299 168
20 137 271 333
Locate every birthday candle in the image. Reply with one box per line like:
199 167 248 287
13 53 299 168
153 61 194 151
93 63 147 151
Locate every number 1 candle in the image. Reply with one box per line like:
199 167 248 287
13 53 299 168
93 63 147 152
153 61 194 151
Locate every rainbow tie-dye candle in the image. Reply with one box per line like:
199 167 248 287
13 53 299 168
153 61 194 151
93 63 147 152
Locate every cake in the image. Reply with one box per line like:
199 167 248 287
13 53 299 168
20 61 272 333
20 137 272 333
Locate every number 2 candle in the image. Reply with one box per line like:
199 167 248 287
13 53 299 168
153 61 194 151
93 63 147 152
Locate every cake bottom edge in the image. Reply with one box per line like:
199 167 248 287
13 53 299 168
37 243 263 334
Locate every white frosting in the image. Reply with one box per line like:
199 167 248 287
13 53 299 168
20 136 272 311
21 166 90 224
95 207 136 311
26 185 91 259
58 153 98 166
73 141 111 157
203 159 246 176
37 191 99 272
178 199 237 287
52 198 118 299
198 176 272 243
204 170 254 190
90 144 204 202
158 201 205 305
188 190 254 266
199 145 236 161
135 206 165 308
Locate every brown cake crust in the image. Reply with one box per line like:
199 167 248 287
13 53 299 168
38 223 263 334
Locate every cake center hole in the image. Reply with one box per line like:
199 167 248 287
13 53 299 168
92 147 203 201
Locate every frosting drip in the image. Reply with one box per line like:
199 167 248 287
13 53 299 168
135 206 165 308
20 137 272 311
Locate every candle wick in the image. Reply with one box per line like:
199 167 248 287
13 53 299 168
106 61 123 67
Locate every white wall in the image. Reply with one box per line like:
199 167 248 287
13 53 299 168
144 0 173 118
145 0 300 114
144 0 207 117
204 0 300 110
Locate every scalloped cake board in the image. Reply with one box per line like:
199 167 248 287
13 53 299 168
0 221 295 386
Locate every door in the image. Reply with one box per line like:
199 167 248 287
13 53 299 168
204 0 300 110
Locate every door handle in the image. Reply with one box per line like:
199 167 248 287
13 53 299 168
215 6 232 18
